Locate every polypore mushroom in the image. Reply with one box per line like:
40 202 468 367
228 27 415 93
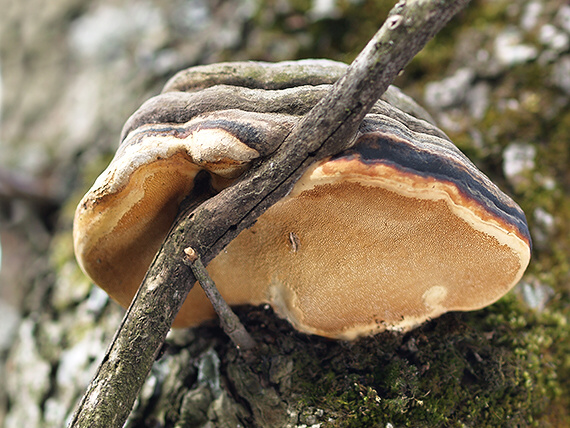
73 60 531 340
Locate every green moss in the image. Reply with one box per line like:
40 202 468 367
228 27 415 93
467 71 570 285
244 293 561 427
220 290 570 426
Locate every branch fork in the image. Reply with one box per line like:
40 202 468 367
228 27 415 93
69 2 471 426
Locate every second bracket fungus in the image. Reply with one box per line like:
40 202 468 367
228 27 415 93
73 60 531 340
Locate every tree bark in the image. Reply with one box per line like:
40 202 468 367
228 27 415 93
4 1 568 427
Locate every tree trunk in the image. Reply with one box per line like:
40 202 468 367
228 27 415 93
2 1 570 427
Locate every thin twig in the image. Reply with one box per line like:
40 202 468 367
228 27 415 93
69 1 471 427
183 247 256 351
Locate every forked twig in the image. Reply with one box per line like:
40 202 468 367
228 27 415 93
183 247 256 351
69 1 471 427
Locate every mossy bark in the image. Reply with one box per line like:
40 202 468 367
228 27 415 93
2 0 570 427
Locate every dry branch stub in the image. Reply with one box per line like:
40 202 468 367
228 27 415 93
184 246 256 351
74 60 531 340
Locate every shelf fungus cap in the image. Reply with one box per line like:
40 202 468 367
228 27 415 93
73 60 531 340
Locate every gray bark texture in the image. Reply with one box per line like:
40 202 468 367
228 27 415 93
2 0 570 427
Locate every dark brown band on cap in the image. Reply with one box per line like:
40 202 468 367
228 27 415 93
121 111 297 158
120 86 329 142
339 122 531 247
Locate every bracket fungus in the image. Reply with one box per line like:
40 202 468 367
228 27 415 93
73 60 531 340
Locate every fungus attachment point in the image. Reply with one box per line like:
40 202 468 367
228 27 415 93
73 60 531 340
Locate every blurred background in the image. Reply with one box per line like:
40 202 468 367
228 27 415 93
1 0 569 426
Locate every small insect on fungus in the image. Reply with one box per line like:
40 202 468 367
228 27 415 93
289 232 300 253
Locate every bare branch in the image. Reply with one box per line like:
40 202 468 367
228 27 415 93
69 1 471 427
183 247 256 351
